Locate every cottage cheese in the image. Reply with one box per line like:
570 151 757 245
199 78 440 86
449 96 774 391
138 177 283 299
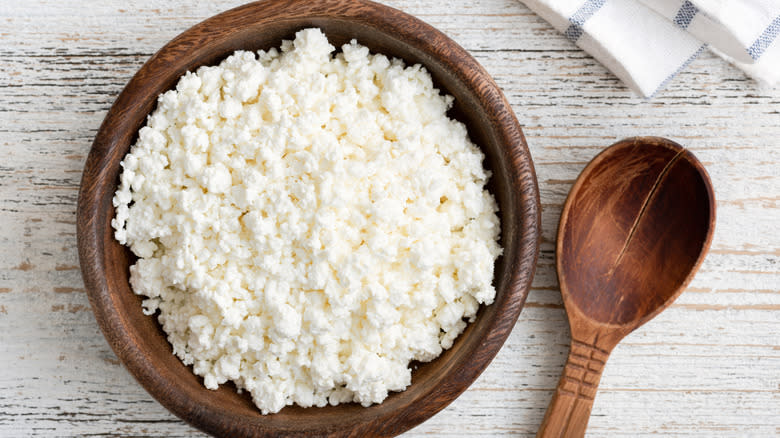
112 28 502 414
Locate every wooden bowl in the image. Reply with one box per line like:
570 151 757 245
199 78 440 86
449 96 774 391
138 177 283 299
77 0 541 436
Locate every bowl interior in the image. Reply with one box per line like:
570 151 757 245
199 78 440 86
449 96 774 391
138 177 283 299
80 1 539 436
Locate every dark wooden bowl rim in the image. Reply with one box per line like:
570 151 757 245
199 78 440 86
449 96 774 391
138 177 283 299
77 0 541 436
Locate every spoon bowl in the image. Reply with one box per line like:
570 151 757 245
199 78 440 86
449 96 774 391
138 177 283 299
537 137 716 437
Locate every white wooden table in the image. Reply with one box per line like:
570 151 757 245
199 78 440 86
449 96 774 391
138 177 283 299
1 0 778 436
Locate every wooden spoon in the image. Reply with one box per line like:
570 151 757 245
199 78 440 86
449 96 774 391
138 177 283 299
537 137 716 437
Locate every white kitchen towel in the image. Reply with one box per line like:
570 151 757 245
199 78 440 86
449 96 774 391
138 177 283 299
521 0 780 96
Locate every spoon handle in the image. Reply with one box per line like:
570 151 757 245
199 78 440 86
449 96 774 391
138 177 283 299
536 339 610 438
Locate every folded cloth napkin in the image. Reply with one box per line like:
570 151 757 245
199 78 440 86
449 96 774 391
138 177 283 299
521 0 780 96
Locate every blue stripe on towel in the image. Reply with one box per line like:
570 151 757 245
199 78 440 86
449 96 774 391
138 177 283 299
651 44 707 98
564 0 607 42
673 1 698 30
747 15 780 60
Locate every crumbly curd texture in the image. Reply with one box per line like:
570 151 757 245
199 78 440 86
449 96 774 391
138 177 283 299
112 28 502 414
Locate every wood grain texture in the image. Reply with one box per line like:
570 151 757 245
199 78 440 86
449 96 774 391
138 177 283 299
0 0 778 436
76 0 540 436
538 137 716 437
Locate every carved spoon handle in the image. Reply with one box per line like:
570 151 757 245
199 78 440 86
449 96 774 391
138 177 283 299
536 339 611 438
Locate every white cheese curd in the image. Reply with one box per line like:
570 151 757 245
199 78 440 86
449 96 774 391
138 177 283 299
112 28 502 414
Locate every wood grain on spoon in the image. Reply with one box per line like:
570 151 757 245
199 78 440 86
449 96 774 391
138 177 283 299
537 137 716 438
